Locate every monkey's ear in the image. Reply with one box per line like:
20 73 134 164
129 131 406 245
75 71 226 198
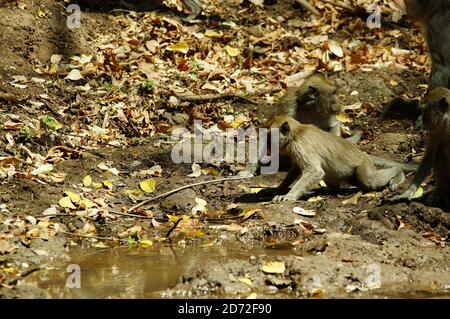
438 97 449 113
280 121 290 134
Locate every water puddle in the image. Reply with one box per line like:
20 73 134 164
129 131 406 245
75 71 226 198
28 244 289 298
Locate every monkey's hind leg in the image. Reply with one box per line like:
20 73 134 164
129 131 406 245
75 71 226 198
356 160 405 191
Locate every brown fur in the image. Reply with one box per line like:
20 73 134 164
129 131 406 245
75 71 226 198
265 116 407 202
404 0 450 89
392 87 450 207
240 74 361 177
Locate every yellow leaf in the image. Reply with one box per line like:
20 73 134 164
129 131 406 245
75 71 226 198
239 277 253 286
92 182 103 189
250 188 263 194
65 191 81 203
246 292 257 299
37 7 46 18
103 180 113 190
307 195 325 203
79 199 94 209
336 111 353 123
48 64 58 74
239 208 261 220
342 191 362 205
390 80 399 86
260 261 285 274
139 178 156 193
125 189 142 195
92 242 108 248
412 187 424 199
186 231 204 237
225 45 240 57
59 196 76 209
83 175 92 187
138 239 153 248
166 214 180 223
166 42 189 54
204 29 223 38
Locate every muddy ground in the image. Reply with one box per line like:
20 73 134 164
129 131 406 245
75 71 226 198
0 0 449 298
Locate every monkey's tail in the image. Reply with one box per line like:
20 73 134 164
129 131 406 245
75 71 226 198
369 155 417 172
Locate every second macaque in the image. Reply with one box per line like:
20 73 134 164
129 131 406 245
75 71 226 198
391 87 450 207
240 75 361 176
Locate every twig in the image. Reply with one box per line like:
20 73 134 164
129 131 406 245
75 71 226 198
165 218 182 238
7 267 41 286
295 0 321 16
128 176 250 212
60 231 127 243
109 210 154 219
320 0 354 11
176 93 256 105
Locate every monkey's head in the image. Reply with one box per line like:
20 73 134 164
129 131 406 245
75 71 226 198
422 87 450 131
296 75 340 114
267 115 299 152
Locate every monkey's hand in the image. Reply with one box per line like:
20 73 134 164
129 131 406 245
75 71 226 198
272 194 296 203
238 170 255 178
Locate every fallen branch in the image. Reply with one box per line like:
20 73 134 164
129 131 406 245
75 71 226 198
7 267 41 286
176 93 256 104
109 210 154 219
60 231 127 243
295 0 321 16
165 218 182 238
128 176 250 212
320 0 354 11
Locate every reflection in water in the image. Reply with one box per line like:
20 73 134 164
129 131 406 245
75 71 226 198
27 243 450 299
28 244 280 298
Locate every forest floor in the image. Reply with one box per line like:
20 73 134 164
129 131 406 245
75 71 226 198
0 0 449 298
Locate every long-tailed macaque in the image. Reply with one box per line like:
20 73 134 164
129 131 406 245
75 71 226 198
240 74 361 176
391 87 450 207
262 115 416 202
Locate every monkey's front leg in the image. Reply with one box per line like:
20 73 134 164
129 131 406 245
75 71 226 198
390 149 434 201
258 167 300 198
273 167 324 203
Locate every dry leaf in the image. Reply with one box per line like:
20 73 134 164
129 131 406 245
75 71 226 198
260 261 285 274
292 207 316 217
139 178 156 193
59 196 76 209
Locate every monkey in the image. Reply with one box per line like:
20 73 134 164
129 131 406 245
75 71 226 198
390 87 450 207
383 0 450 123
259 115 417 202
271 74 361 140
239 74 362 177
